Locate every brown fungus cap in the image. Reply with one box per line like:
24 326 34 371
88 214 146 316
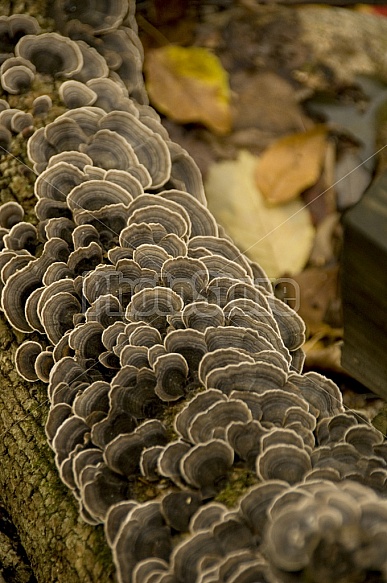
104 419 168 477
157 440 190 488
59 79 97 109
16 32 83 78
1 62 35 94
112 501 172 583
187 399 252 445
15 340 42 382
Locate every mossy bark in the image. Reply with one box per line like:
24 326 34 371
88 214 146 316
0 314 115 582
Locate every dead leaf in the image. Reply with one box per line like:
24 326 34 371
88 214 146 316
304 341 344 375
255 125 328 204
205 150 315 279
283 264 341 335
144 45 232 134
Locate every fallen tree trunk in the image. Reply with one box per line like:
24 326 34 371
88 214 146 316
0 313 115 582
1 1 387 581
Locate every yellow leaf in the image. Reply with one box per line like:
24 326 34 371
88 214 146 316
205 151 315 279
255 125 328 204
144 45 231 135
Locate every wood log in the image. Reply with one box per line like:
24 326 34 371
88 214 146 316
0 313 115 582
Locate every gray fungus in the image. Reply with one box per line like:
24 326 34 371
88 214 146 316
1 3 387 583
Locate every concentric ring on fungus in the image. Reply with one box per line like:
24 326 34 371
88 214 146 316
2 3 387 583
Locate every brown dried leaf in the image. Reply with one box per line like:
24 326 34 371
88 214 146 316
144 45 232 134
255 125 329 204
283 264 341 335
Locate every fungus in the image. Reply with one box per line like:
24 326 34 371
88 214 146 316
161 257 208 304
165 143 206 205
132 558 169 583
11 110 34 134
110 372 163 420
153 352 189 402
160 492 202 533
1 238 69 332
128 324 162 349
174 390 226 442
3 222 37 253
72 41 109 83
205 359 288 395
266 295 306 351
59 79 97 108
51 414 91 467
133 244 170 272
16 33 83 77
227 420 268 468
32 94 52 116
104 168 144 199
81 463 129 522
100 111 171 188
182 302 225 332
198 348 255 386
169 531 221 583
0 123 12 153
67 241 103 275
91 408 138 450
104 420 168 477
157 440 191 487
45 403 73 444
15 340 42 382
48 356 90 402
41 291 81 344
258 389 309 425
81 128 140 171
180 439 234 498
1 63 35 94
201 254 250 283
99 30 146 102
256 443 311 484
126 287 184 331
289 371 345 419
35 350 55 383
68 179 133 212
139 445 164 482
1 253 33 283
189 237 252 276
73 381 110 421
229 390 263 420
344 424 384 456
105 500 139 548
112 502 172 583
187 399 252 444
119 345 148 369
212 515 255 555
264 480 387 582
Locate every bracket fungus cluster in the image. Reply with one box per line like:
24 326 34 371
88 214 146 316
1 3 387 583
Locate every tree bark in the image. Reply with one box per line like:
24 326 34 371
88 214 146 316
0 314 115 583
